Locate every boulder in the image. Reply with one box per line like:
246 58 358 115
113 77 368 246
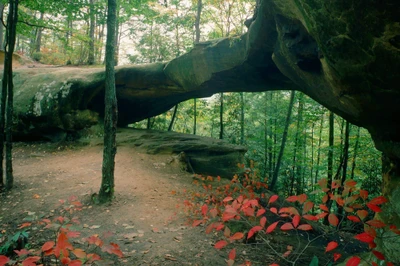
116 128 247 179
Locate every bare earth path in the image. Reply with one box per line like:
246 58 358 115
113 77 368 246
1 139 227 266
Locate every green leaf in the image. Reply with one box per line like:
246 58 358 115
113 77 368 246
309 256 319 266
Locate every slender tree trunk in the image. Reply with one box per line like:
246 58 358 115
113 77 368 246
268 92 274 179
219 92 224 139
1 0 18 190
314 114 324 183
0 4 4 49
324 111 334 224
290 93 303 195
350 127 361 180
99 0 118 203
310 122 315 188
87 0 96 65
113 3 121 66
194 0 202 43
168 104 178 131
263 93 268 178
240 92 244 145
147 118 151 129
35 12 44 53
193 99 197 135
337 121 350 219
269 91 295 192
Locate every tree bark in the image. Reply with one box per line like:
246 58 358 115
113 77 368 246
219 92 224 140
350 127 360 180
87 0 96 65
35 12 44 53
324 111 334 224
168 104 178 131
240 92 244 145
0 4 4 49
99 0 118 203
193 99 197 135
194 0 202 43
269 91 295 191
1 0 18 191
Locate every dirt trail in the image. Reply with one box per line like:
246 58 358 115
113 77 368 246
1 140 226 265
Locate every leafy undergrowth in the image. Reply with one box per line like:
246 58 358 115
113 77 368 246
0 196 123 266
181 167 399 266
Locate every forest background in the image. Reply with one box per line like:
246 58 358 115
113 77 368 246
0 0 381 197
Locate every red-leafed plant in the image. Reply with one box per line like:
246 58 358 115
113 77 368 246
181 168 399 266
0 196 123 266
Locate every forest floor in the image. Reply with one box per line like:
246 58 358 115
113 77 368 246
0 133 367 266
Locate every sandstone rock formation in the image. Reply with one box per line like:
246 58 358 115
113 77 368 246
9 0 400 261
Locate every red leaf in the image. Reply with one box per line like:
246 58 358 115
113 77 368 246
192 220 203 227
243 206 255 217
325 241 338 252
280 223 294 231
72 248 86 259
22 256 40 266
223 197 234 202
322 194 329 203
229 232 244 241
372 250 385 260
367 203 382 213
266 221 279 233
369 196 388 205
292 215 300 228
286 195 298 202
298 224 313 231
354 232 375 243
256 208 266 217
228 248 236 260
387 262 394 266
319 204 329 212
356 210 368 220
359 189 368 200
268 195 279 204
334 253 342 262
61 257 71 265
366 219 386 228
283 250 291 257
214 240 228 250
303 214 318 221
269 264 279 266
346 256 361 266
316 212 328 219
302 201 314 214
42 241 55 252
297 194 307 204
344 179 357 188
209 208 218 218
318 178 327 188
69 260 82 266
270 207 278 214
328 213 339 227
18 223 32 229
67 231 81 238
0 256 9 266
372 263 378 266
201 204 208 217
247 226 263 239
347 216 361 223
14 249 30 256
260 216 267 228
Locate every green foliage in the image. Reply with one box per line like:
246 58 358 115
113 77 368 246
0 230 29 256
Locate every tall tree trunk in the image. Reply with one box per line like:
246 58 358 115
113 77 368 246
350 127 361 180
310 122 315 188
337 121 350 218
324 111 335 224
290 93 303 195
219 92 224 139
193 99 197 135
194 0 202 43
193 0 202 135
269 91 296 191
268 92 274 179
1 0 18 190
263 92 268 178
314 114 324 183
240 92 244 145
0 4 4 49
113 3 121 66
168 104 178 131
87 0 96 65
99 0 118 203
35 12 44 53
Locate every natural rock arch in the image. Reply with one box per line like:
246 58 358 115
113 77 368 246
11 0 400 261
